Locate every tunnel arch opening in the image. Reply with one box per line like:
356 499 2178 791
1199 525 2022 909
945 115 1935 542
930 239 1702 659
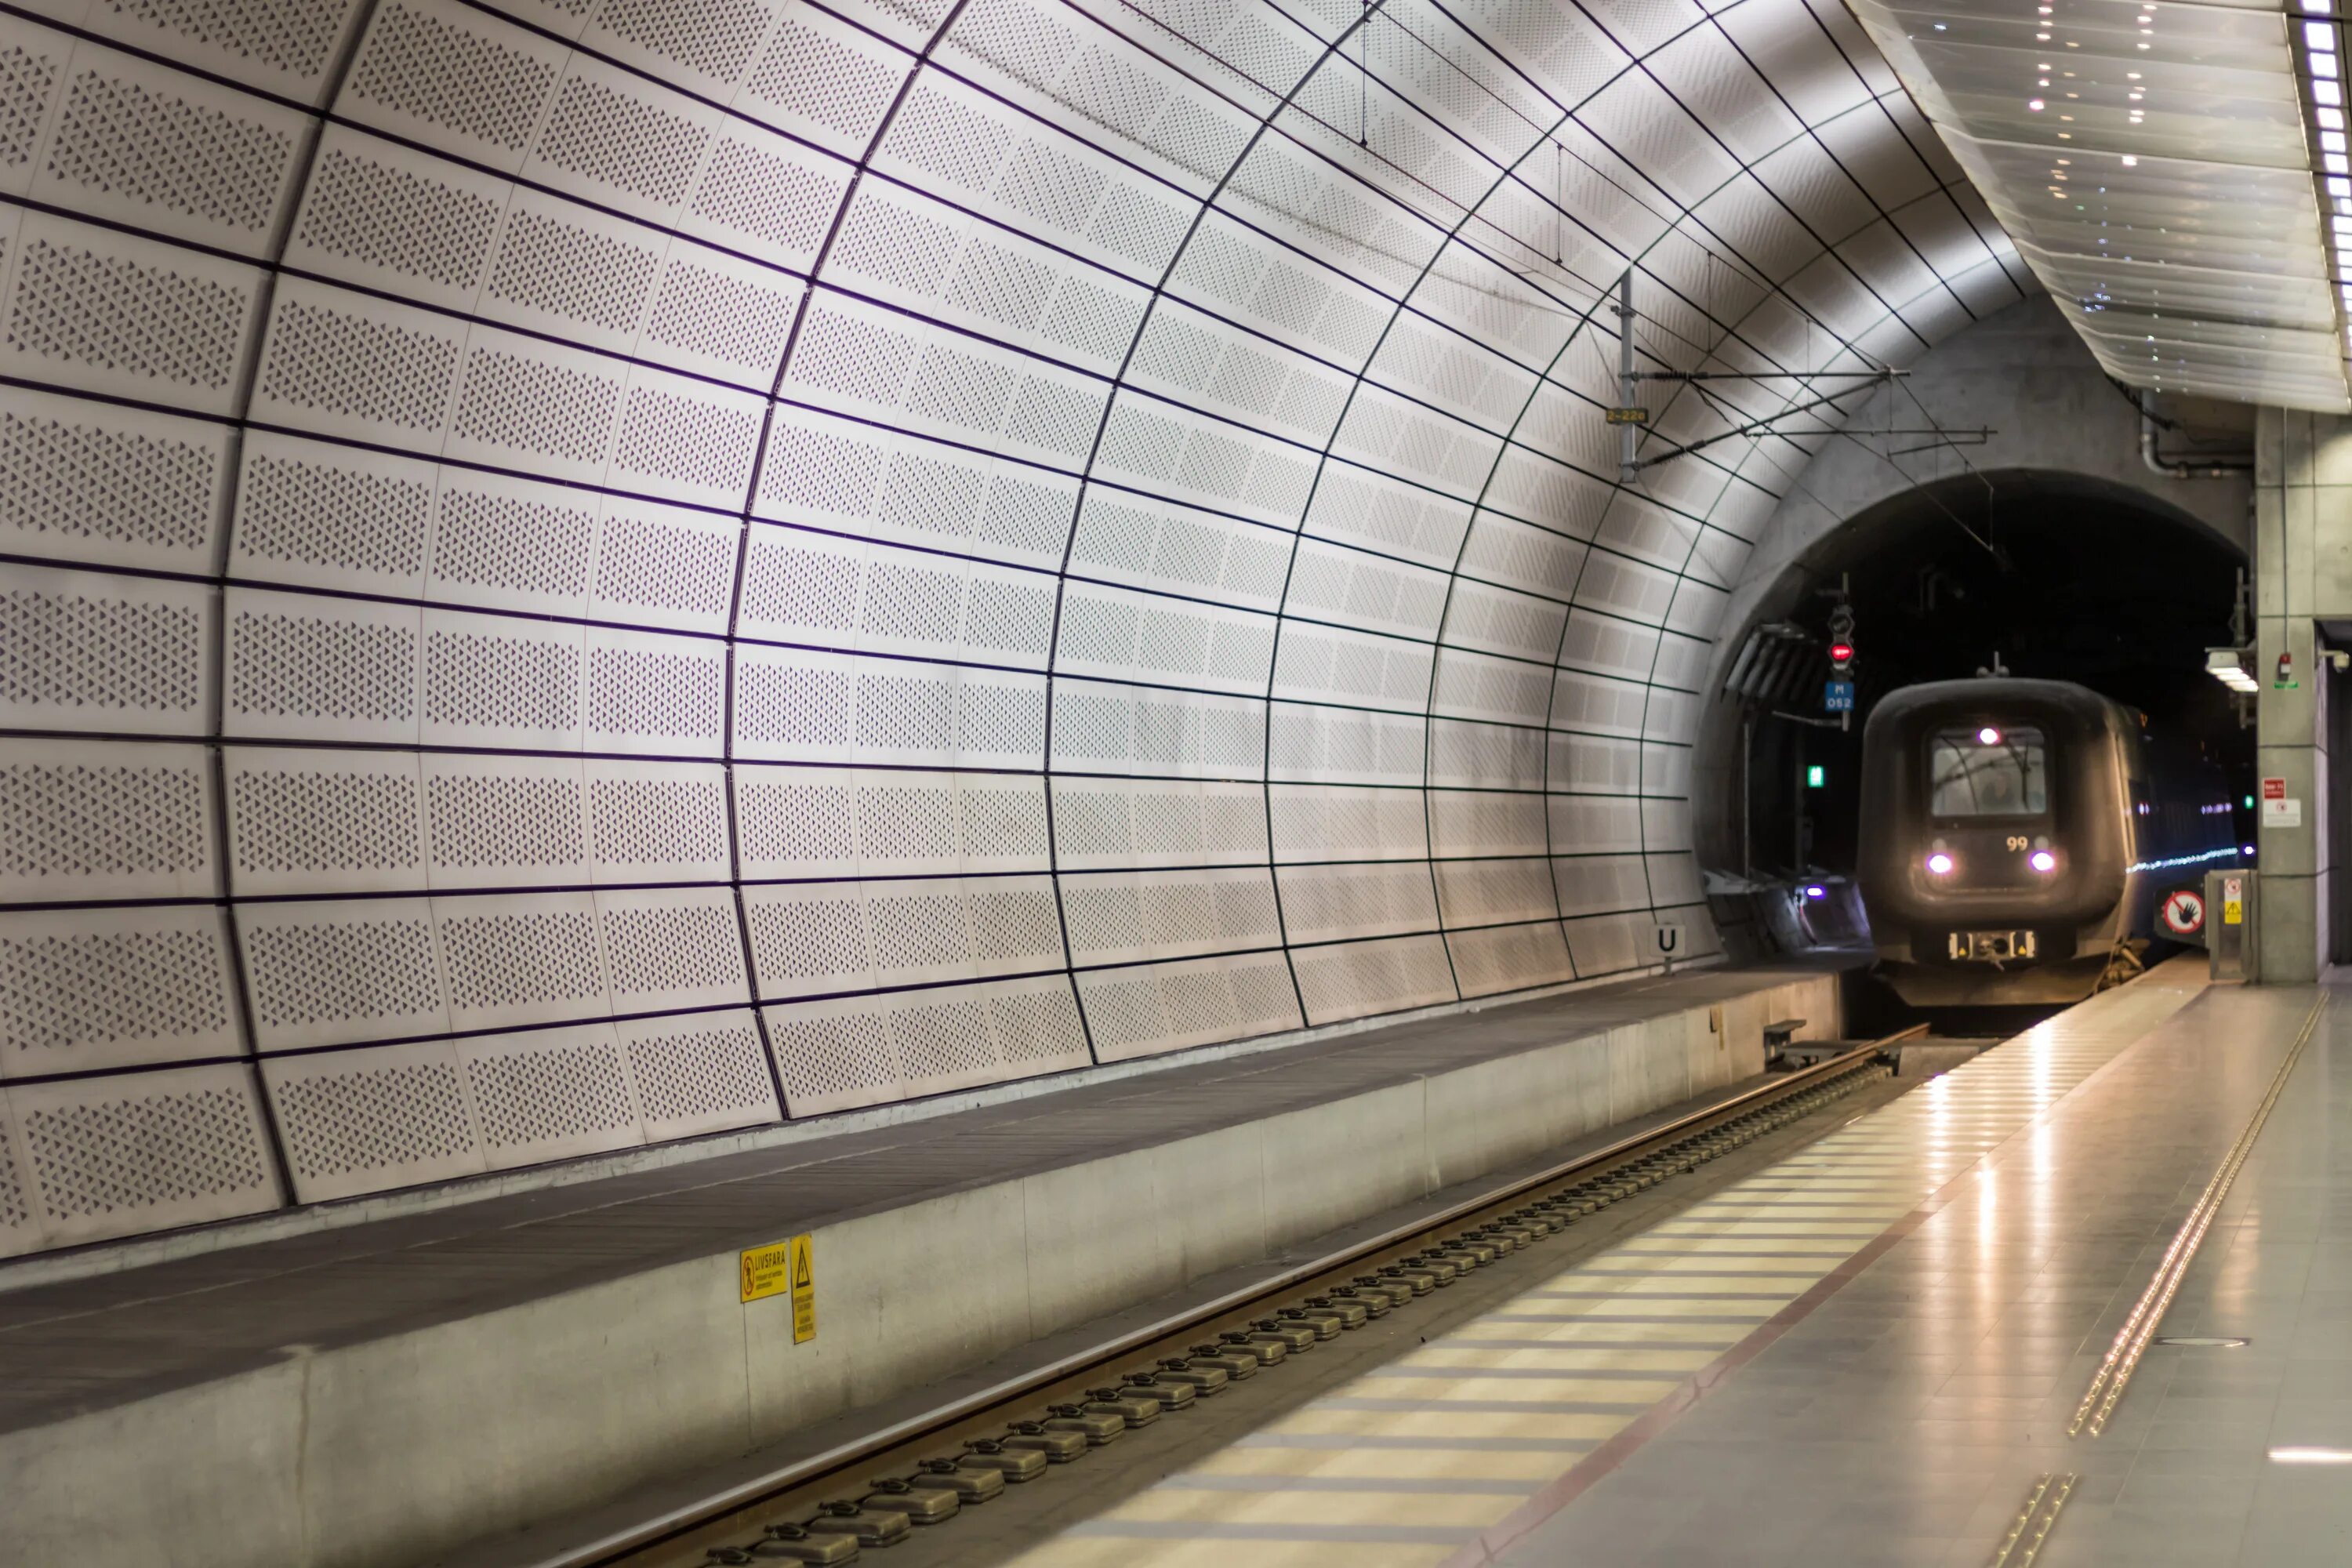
1700 467 2255 909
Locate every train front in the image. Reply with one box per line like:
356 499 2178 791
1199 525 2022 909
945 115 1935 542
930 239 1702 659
1857 680 2134 1006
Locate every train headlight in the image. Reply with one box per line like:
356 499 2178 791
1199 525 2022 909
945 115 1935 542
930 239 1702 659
1977 725 2001 745
2030 850 2056 873
1926 852 1955 875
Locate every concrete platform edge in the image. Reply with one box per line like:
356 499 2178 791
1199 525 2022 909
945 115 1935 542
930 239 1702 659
0 969 1832 1568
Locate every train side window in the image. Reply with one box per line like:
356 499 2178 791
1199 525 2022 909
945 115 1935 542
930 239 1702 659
1929 727 2048 817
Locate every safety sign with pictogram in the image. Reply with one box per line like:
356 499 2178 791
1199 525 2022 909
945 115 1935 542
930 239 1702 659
2160 887 2205 938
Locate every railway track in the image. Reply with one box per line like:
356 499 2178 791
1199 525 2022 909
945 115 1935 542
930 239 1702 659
517 1025 1927 1568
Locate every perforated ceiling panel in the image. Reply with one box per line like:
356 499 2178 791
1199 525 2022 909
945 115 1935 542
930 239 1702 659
0 0 2022 1254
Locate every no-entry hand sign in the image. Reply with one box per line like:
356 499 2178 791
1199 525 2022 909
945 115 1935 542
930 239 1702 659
2161 887 2205 937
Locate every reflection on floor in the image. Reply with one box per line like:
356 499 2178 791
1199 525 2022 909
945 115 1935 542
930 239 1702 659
1008 967 2220 1567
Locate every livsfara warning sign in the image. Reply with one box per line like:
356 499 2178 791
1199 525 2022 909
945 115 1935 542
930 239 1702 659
739 1238 792 1302
741 1232 817 1340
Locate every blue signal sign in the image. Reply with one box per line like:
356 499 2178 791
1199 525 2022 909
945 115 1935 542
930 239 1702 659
1824 681 1854 713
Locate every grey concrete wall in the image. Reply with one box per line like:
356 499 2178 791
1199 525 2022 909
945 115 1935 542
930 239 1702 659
1 973 1840 1568
1693 295 2253 872
2251 409 2344 982
1722 295 2249 626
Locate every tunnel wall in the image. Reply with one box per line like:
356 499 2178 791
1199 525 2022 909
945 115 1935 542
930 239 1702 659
0 0 2021 1258
1711 292 2250 622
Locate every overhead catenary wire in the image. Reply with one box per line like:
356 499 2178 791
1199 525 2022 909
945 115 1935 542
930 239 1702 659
1635 378 1893 470
1677 378 2002 561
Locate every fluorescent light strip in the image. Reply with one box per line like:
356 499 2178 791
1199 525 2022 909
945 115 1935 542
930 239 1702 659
2312 20 2352 380
2126 847 2246 875
2270 1446 2352 1465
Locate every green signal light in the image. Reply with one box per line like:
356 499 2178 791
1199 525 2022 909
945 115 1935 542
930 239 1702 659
1806 764 1825 789
2243 794 2255 809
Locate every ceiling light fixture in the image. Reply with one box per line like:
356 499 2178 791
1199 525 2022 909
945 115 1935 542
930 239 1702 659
2206 649 2259 692
1848 0 2351 410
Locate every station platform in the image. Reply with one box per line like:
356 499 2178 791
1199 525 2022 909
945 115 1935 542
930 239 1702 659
0 960 1839 1568
1007 961 2352 1568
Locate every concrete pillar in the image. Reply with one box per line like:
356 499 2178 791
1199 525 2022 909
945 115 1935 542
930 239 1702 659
2253 408 2343 980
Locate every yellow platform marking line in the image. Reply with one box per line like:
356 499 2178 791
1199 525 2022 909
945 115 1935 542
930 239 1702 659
1675 1213 1910 1222
1444 1319 1747 1345
1398 1346 1720 1372
1014 1541 1454 1568
1345 1375 1686 1403
1612 1243 1860 1258
2068 995 2325 1439
1107 1490 1519 1529
1517 1271 1816 1294
1566 1256 1833 1275
1530 1297 1791 1319
1192 1448 1579 1483
1643 1221 1888 1238
1265 1409 1634 1442
1987 1472 2076 1568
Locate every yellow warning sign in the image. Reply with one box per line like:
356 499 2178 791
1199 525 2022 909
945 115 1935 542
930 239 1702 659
789 1233 816 1345
740 1234 815 1341
2223 876 2244 927
739 1239 792 1302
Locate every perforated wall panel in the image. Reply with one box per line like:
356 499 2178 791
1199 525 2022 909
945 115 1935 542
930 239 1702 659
0 0 2019 1254
263 1037 487 1203
459 1022 647 1171
762 972 1089 1117
5 1065 281 1247
2 740 220 904
1292 934 1457 1027
622 1009 779 1142
1076 950 1302 1065
0 904 242 1077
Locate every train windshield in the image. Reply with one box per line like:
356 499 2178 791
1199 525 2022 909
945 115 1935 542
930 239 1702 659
1928 727 2048 818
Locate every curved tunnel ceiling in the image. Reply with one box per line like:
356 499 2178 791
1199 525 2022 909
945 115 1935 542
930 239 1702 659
0 0 2027 1254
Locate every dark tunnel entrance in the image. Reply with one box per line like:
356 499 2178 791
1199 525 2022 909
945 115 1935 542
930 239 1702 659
1725 470 2256 900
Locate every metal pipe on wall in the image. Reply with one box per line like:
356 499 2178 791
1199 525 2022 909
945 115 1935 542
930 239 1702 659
2140 388 2252 479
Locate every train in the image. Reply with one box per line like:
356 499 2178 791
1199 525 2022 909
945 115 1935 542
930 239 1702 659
1855 677 2241 1006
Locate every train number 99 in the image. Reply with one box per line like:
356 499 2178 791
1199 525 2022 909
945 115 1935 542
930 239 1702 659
2005 836 2030 852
